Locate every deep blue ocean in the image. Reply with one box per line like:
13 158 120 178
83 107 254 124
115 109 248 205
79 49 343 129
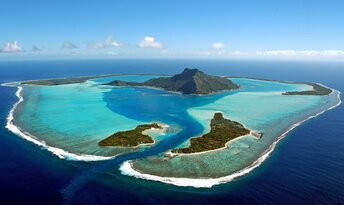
0 59 343 205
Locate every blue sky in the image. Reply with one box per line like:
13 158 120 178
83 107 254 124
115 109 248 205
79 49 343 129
1 0 344 60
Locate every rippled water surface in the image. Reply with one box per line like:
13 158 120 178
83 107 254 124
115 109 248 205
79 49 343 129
0 59 343 204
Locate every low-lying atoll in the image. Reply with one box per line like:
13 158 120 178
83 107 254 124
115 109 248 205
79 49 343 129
21 74 115 86
283 82 332 96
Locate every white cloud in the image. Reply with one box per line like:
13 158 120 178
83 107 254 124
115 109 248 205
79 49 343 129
256 50 296 56
62 41 77 49
104 35 120 47
213 42 225 49
298 50 320 56
255 49 344 57
138 36 163 48
323 50 344 56
91 35 121 49
1 41 23 53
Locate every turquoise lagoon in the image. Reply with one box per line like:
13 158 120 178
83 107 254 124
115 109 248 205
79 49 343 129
10 75 340 185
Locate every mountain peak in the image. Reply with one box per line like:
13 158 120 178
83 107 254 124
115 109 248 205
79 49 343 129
172 68 203 81
107 68 240 95
183 68 202 74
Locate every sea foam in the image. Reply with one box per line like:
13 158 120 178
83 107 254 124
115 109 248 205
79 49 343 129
4 84 342 187
119 90 342 188
5 86 114 161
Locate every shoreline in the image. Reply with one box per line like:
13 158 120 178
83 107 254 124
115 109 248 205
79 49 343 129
2 77 342 188
167 114 259 157
101 123 170 149
227 76 333 95
4 73 331 100
2 74 330 97
1 73 170 87
167 131 259 157
119 89 341 188
5 86 116 161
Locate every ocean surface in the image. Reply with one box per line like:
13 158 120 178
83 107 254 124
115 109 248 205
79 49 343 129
0 59 343 204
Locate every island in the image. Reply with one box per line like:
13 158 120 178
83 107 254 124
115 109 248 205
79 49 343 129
171 112 260 154
283 82 332 96
21 74 115 86
4 68 340 188
106 68 240 95
98 123 162 147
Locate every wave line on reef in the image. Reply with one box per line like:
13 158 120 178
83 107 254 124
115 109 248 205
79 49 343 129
119 90 342 188
5 85 114 161
3 83 342 198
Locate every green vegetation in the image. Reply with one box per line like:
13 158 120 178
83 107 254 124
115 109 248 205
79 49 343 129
106 68 240 94
98 123 162 147
21 74 114 86
283 83 332 96
171 112 252 154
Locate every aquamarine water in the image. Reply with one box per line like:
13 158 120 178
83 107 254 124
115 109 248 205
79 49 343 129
131 78 339 179
12 75 339 180
1 59 344 204
15 76 160 157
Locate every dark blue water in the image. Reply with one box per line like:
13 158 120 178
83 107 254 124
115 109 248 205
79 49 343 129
0 59 343 204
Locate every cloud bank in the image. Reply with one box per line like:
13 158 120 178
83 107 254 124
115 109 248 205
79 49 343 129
254 50 344 57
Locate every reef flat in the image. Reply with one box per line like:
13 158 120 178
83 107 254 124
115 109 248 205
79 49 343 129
283 82 332 96
4 70 341 187
21 74 115 86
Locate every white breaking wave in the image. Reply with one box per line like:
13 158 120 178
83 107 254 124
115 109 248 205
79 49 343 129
4 84 342 186
119 90 342 188
5 86 115 161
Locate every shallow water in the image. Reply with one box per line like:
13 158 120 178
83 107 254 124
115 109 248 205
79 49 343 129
8 74 340 184
1 59 343 204
129 78 339 180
